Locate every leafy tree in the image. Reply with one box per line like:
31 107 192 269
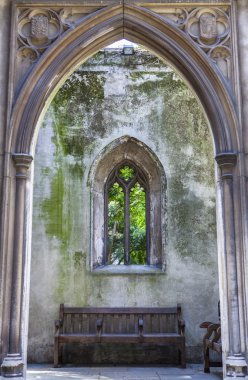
107 167 146 265
107 183 125 264
130 183 146 264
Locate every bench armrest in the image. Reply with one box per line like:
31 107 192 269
200 321 216 329
200 321 221 342
178 318 185 335
138 318 144 336
207 324 221 343
54 319 62 336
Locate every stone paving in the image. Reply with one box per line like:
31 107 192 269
27 364 223 380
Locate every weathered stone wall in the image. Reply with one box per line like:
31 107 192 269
28 49 219 364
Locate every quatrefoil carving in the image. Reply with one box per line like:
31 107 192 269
18 9 63 52
186 8 229 51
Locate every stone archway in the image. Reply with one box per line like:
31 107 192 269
0 3 247 379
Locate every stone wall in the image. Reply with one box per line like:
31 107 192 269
28 49 219 364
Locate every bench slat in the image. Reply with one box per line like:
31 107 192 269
65 313 71 334
89 314 95 333
82 314 89 334
63 307 179 314
59 334 98 344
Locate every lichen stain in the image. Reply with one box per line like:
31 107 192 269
41 168 70 243
73 251 86 269
169 184 216 262
52 71 107 157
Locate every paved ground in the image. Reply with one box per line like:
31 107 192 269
27 364 223 380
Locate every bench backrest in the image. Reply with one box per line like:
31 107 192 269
59 305 182 334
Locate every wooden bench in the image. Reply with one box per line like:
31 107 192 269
54 304 186 367
200 321 222 373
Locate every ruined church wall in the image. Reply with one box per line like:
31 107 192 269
28 50 219 364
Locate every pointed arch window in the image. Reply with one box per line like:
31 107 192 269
91 136 166 273
105 161 150 265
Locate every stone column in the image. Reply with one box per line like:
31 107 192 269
236 0 248 368
215 153 247 378
1 154 33 378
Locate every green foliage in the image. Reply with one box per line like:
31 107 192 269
130 183 146 264
119 166 135 181
107 183 125 264
107 179 146 265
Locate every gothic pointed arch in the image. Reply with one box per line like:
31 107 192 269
89 136 166 272
1 3 247 379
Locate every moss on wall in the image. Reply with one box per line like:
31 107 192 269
52 71 106 156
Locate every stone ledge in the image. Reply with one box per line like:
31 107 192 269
91 264 165 275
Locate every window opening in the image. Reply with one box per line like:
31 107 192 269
105 161 149 265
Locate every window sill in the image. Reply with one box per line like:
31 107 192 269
91 265 165 275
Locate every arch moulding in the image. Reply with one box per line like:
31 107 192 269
0 2 247 380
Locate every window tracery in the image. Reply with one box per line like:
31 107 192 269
105 161 149 265
90 136 166 273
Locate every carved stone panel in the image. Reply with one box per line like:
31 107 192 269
186 8 230 80
149 5 231 81
15 5 107 92
14 3 232 94
18 9 64 53
186 8 229 51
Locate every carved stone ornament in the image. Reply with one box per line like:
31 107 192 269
186 8 229 51
153 6 231 80
31 14 49 40
209 46 231 78
156 8 188 30
59 7 100 28
17 46 39 64
15 6 106 91
200 13 217 43
18 9 64 52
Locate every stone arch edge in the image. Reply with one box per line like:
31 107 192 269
88 135 167 190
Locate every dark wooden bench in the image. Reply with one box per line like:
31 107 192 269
54 304 186 367
200 321 222 373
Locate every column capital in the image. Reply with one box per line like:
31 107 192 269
215 152 237 179
12 153 33 179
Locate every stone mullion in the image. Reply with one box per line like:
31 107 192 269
1 154 33 379
215 153 247 378
124 186 130 265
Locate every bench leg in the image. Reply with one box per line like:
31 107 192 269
204 346 210 373
54 337 60 368
179 346 186 369
59 343 63 366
